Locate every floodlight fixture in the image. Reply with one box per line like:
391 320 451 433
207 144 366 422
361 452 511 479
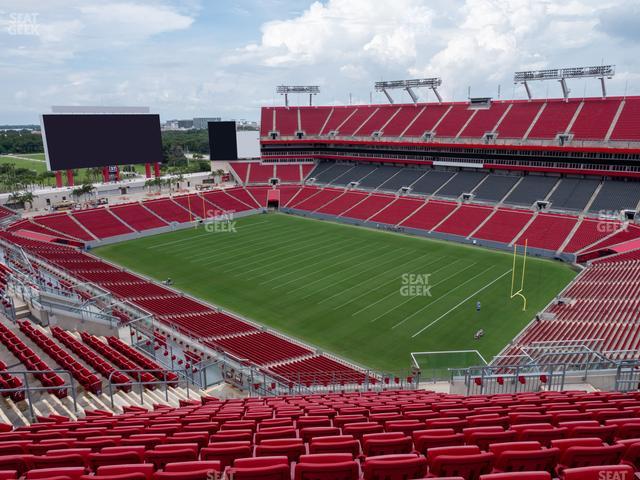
514 65 615 99
374 78 443 104
276 85 320 106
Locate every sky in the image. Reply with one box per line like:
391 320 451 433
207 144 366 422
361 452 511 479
1 0 639 124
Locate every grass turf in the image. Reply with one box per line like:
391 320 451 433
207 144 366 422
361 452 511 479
94 213 577 373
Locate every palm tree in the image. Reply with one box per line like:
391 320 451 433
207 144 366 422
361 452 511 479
145 177 164 193
72 183 96 202
7 190 37 210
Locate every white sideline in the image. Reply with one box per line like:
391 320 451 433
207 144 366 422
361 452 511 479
411 269 513 338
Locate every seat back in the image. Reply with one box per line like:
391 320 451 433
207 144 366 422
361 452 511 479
429 452 494 480
226 464 290 480
493 448 559 473
559 444 625 470
294 460 359 480
362 454 428 480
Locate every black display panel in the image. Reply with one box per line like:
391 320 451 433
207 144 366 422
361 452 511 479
208 121 238 161
42 114 162 170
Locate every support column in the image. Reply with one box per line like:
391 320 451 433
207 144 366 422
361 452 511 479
54 171 63 188
115 166 120 182
102 167 109 183
66 169 74 187
145 163 152 178
153 162 161 178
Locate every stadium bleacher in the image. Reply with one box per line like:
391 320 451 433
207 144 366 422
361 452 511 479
0 389 637 479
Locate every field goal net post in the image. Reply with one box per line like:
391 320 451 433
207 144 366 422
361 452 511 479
511 239 528 311
411 350 488 381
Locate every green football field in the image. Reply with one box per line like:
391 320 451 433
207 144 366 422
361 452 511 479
94 213 577 373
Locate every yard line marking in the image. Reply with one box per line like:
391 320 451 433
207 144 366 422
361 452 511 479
288 246 407 295
196 225 317 267
297 250 421 298
320 251 429 306
350 258 464 317
148 232 212 249
278 241 384 288
187 221 298 261
148 218 271 251
372 263 491 324
231 234 334 274
264 239 375 286
389 261 479 328
411 269 512 337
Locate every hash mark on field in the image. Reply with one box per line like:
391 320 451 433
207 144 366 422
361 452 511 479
411 269 512 337
320 252 429 306
388 261 479 328
350 258 464 316
372 263 490 324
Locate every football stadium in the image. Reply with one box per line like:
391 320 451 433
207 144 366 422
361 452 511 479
1 2 640 479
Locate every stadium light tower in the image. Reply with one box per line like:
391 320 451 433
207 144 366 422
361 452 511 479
276 85 320 107
375 78 443 104
514 65 616 100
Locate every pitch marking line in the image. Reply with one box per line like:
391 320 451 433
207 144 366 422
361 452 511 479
253 236 358 281
288 246 409 296
384 265 495 328
389 261 479 328
372 263 491 324
187 221 301 261
320 251 428 306
215 229 325 269
148 219 271 250
273 243 387 289
231 234 336 275
350 258 465 317
411 269 512 338
265 240 378 287
297 250 420 299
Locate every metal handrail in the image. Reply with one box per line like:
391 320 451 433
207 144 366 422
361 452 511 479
0 368 78 422
106 368 191 410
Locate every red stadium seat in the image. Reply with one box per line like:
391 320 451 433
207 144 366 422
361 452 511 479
561 464 634 480
362 453 428 480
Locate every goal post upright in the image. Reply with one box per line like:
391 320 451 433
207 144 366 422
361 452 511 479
510 239 528 311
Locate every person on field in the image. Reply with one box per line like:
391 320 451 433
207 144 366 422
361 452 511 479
476 300 481 312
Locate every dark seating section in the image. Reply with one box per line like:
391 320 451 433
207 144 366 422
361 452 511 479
436 171 486 198
0 389 639 479
548 178 600 211
312 164 354 184
330 164 378 186
378 168 428 191
410 171 455 195
356 166 403 189
504 176 558 206
473 175 520 202
589 180 640 213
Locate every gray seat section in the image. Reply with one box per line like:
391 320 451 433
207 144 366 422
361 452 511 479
436 171 486 198
379 168 429 191
308 161 336 181
313 164 354 184
588 180 640 213
473 175 520 202
357 165 403 189
331 164 378 186
549 178 600 211
504 176 558 206
411 171 456 195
